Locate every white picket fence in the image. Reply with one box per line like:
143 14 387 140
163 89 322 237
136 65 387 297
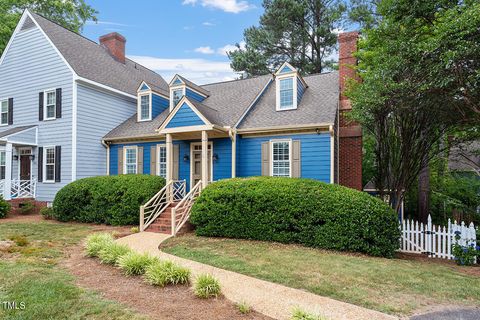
400 214 477 260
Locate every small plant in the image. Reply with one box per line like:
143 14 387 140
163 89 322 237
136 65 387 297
291 308 327 320
236 301 251 314
0 196 11 218
18 201 35 215
452 232 479 266
144 260 190 287
40 207 54 220
117 251 158 276
194 274 221 299
85 233 114 257
8 235 29 247
98 242 130 265
130 226 139 233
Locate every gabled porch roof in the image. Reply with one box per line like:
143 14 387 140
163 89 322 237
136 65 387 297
0 125 37 146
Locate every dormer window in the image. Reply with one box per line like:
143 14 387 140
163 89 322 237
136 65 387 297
275 62 307 111
279 78 294 109
172 88 184 108
138 93 151 121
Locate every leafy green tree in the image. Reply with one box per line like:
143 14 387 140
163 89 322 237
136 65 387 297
347 0 480 217
0 0 97 56
228 0 348 77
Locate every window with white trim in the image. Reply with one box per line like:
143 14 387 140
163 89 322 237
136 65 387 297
272 141 291 177
44 147 55 182
157 145 167 178
124 147 137 174
45 90 56 120
0 151 5 179
0 100 8 125
172 89 183 107
279 78 294 110
139 94 151 121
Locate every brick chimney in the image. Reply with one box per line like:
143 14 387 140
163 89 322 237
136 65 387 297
99 32 126 64
338 31 363 191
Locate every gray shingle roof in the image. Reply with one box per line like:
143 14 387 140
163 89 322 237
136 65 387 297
30 11 168 96
0 125 36 139
237 72 339 129
176 75 210 96
104 72 339 140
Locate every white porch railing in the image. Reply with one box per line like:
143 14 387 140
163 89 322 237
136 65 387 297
400 214 477 260
140 180 186 231
171 180 203 236
0 179 37 199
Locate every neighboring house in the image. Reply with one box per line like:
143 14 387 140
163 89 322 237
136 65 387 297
0 11 362 223
0 10 167 204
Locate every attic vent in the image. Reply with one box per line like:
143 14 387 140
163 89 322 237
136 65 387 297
20 16 36 32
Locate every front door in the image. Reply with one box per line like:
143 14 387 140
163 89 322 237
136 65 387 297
20 155 31 180
191 143 212 187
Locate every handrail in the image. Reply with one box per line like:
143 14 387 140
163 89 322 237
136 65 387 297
171 180 203 235
11 179 36 199
140 180 186 231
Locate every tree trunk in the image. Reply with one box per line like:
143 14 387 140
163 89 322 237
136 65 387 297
418 162 430 223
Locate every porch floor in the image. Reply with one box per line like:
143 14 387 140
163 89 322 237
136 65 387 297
116 232 395 320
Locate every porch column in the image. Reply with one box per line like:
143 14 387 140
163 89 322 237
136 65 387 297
166 134 173 182
231 132 236 178
4 143 12 200
201 130 208 187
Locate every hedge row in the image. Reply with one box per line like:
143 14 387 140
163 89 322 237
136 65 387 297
53 175 165 225
190 177 400 257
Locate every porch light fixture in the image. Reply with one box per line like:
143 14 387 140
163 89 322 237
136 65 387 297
29 155 35 161
13 155 18 160
183 154 189 161
213 153 218 161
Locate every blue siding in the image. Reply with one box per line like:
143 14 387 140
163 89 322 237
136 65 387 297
173 78 183 85
152 93 168 118
279 65 293 73
186 88 206 102
166 102 205 128
213 138 231 181
237 133 331 183
297 78 305 104
139 83 150 91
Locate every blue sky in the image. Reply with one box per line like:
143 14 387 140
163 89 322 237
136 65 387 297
82 0 265 84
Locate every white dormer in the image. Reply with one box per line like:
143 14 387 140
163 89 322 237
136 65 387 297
275 62 307 111
137 81 152 121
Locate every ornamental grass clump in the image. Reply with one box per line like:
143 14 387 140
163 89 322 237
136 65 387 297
193 274 221 299
84 233 114 257
291 308 327 320
117 251 159 276
98 242 130 265
144 260 190 287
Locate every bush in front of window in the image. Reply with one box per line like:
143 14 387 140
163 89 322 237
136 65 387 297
0 196 11 218
52 175 165 225
190 177 400 258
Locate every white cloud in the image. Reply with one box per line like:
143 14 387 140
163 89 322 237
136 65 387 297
182 0 254 13
202 21 216 27
217 41 245 56
194 46 215 54
128 55 237 84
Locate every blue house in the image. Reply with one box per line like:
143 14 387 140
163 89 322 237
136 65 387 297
0 11 362 232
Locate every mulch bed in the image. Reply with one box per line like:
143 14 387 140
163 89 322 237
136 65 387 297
62 246 272 320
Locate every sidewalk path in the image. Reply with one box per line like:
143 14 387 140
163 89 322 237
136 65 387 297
117 232 398 320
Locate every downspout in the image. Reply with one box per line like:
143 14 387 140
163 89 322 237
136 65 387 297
229 128 237 178
101 139 110 175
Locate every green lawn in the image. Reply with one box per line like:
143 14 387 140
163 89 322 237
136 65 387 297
162 234 480 316
0 221 145 320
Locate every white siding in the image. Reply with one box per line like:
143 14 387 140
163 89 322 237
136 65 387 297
0 26 74 201
76 83 136 179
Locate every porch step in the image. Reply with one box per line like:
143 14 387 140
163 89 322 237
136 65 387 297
145 205 174 234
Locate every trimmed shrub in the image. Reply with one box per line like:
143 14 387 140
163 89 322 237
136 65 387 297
98 242 130 265
18 201 35 215
0 196 11 219
85 233 115 257
117 252 159 276
52 175 165 225
144 260 190 287
190 177 400 258
194 274 221 299
40 206 54 220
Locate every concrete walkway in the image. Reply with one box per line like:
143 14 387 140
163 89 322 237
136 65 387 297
117 232 398 320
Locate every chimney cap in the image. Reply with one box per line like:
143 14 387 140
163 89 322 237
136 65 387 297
99 32 126 43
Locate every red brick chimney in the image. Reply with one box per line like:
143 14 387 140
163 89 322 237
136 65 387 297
99 32 126 64
338 31 363 190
